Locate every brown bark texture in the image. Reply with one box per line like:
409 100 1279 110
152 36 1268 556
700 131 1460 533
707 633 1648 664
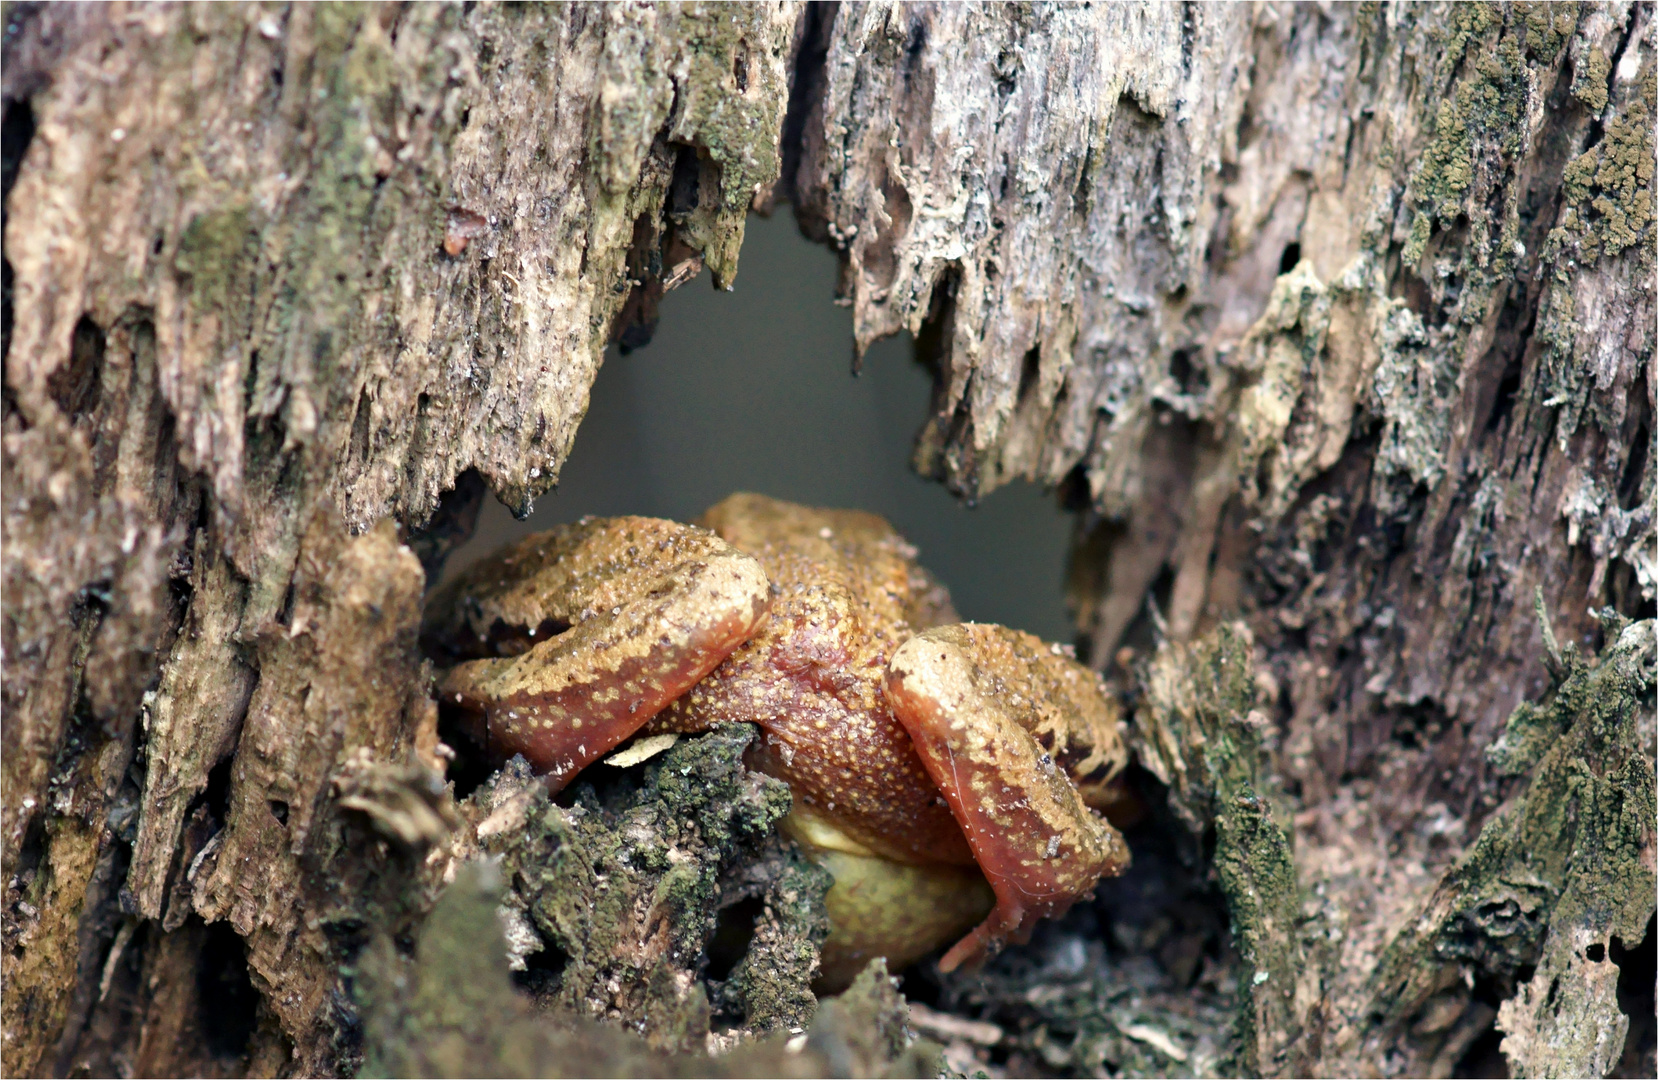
1 2 1653 1078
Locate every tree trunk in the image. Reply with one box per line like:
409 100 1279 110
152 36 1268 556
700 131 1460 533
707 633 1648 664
3 3 1651 1078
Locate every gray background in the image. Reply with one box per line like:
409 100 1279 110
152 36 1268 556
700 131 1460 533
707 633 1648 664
444 211 1077 642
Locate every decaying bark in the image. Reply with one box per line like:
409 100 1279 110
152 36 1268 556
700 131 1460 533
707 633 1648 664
3 2 1652 1078
797 3 1655 1074
3 3 800 1074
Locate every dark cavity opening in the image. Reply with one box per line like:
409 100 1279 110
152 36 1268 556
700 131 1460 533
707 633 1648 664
731 37 750 92
668 144 702 220
1612 914 1656 1075
618 231 660 353
904 16 928 66
1483 358 1524 434
705 894 766 982
2 258 14 422
47 314 105 421
1278 242 1302 274
203 753 236 821
197 920 260 1059
435 699 494 801
486 616 575 657
1619 415 1649 510
408 468 489 587
1452 1024 1508 1079
1015 345 1041 404
777 1 835 206
276 580 297 628
268 800 289 827
913 262 963 375
2 96 37 203
1169 347 1206 397
513 935 571 999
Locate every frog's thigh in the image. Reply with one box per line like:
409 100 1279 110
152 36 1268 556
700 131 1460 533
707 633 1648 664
439 543 768 790
885 625 1130 972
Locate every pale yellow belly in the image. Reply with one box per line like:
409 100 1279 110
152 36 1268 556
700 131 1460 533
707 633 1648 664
781 806 995 992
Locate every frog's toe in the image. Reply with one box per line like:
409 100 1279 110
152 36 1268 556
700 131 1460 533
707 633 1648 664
430 517 770 789
885 623 1130 972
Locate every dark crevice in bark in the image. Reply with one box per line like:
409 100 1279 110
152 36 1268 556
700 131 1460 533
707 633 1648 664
780 2 835 235
1 97 34 381
53 314 110 427
1 96 35 206
1612 915 1657 1075
408 467 488 587
197 919 260 1059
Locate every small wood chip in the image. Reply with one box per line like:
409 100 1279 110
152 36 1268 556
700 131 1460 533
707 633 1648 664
1116 1021 1188 1063
906 1001 1004 1046
604 732 680 768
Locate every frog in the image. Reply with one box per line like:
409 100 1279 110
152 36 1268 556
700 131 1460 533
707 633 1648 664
423 492 1130 990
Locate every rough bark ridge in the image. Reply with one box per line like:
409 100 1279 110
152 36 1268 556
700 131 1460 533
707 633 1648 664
791 2 1654 1076
3 2 1653 1078
3 2 798 1074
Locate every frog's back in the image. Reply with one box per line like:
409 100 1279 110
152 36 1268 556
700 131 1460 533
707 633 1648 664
649 494 975 867
698 493 960 632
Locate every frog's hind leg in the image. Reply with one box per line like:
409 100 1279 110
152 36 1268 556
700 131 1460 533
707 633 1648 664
428 517 770 791
885 623 1131 972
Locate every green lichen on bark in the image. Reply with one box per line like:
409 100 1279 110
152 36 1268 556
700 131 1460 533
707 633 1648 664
1491 610 1656 1077
1367 294 1452 508
802 960 944 1080
661 4 794 285
710 839 833 1034
582 2 795 291
1365 604 1656 1076
358 862 934 1078
1515 1 1579 64
1134 623 1281 834
1571 46 1613 112
173 203 259 322
1532 54 1652 512
358 861 776 1078
1405 6 1534 272
1132 622 1305 1075
465 726 829 1050
1546 69 1656 267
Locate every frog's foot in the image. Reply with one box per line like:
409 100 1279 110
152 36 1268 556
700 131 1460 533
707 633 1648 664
425 517 770 790
885 623 1131 972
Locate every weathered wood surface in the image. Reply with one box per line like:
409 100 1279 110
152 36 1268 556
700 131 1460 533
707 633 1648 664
2 2 1652 1077
795 5 1654 1072
3 3 800 1074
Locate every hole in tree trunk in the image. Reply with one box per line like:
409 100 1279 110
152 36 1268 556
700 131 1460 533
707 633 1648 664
197 921 259 1059
1612 915 1656 1075
705 894 766 982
